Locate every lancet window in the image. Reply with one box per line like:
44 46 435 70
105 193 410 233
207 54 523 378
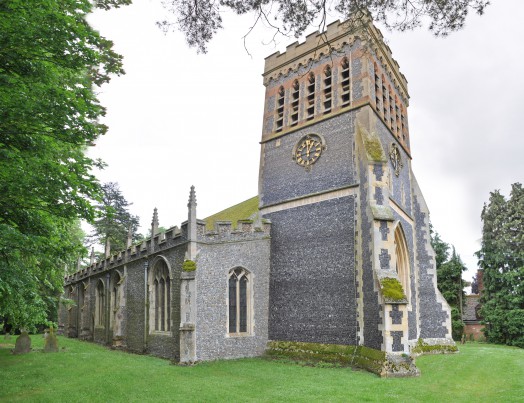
150 260 171 332
228 267 251 334
394 225 410 301
95 280 105 327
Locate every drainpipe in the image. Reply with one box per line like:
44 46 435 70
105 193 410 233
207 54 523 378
144 260 149 351
105 272 110 344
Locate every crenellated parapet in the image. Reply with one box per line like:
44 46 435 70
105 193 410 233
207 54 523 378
199 219 271 243
64 224 185 285
263 18 408 97
64 188 271 285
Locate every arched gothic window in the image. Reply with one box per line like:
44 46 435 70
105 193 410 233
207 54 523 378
109 272 122 330
394 225 410 300
67 286 74 326
150 259 171 332
228 268 251 334
95 280 105 327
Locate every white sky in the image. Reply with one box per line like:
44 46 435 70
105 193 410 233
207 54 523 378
89 0 524 283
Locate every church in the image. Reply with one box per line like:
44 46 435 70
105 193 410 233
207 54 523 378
60 18 455 377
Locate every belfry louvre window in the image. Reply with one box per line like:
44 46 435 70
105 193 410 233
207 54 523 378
275 86 285 132
228 268 250 334
291 80 300 126
307 73 315 120
341 57 350 106
323 65 332 113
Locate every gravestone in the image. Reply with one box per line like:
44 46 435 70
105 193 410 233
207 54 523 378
13 331 31 354
44 328 58 353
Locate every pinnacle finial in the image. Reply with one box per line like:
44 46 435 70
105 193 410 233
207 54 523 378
126 226 133 248
151 207 159 227
151 207 159 237
90 247 95 265
188 185 197 207
105 237 111 258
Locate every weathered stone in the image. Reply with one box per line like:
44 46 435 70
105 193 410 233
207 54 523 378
13 331 31 354
44 328 59 353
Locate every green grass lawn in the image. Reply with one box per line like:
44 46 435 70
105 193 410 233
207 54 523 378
1 336 523 402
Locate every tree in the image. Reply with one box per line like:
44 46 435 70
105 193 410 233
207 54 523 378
157 0 490 53
91 182 141 254
0 0 127 331
431 226 466 340
476 183 524 348
471 270 483 294
438 248 467 340
430 223 450 271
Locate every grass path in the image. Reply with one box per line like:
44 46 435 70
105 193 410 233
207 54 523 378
1 336 523 402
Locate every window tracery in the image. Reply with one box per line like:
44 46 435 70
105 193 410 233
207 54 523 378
150 259 171 332
228 267 251 334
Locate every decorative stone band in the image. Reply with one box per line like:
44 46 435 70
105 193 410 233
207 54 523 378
260 184 359 215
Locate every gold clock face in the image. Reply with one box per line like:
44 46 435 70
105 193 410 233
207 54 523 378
294 135 323 167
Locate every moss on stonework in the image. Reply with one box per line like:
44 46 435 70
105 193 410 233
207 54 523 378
266 341 387 375
411 339 458 355
182 260 196 272
380 277 406 301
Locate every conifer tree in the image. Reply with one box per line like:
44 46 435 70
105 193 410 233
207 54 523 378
438 248 467 340
91 182 141 254
431 226 466 340
476 183 524 347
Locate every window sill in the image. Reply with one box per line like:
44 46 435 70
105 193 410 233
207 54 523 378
227 332 252 338
150 331 172 336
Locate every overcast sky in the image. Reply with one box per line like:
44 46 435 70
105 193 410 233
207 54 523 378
89 0 524 282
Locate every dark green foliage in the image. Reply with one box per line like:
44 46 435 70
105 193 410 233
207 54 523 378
476 183 524 348
380 277 406 301
471 270 481 294
0 0 125 330
91 182 140 254
438 248 467 340
431 227 466 341
157 0 489 53
430 223 450 269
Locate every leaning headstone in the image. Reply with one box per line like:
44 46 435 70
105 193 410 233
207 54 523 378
44 328 58 353
13 331 31 354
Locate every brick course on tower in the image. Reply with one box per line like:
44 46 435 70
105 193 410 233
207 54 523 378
60 18 455 377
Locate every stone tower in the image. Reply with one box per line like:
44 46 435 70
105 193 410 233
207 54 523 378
258 20 454 358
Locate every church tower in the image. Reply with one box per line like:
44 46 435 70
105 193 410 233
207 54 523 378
258 19 454 359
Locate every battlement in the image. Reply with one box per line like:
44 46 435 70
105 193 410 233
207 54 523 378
201 219 271 243
64 190 271 284
263 18 408 99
